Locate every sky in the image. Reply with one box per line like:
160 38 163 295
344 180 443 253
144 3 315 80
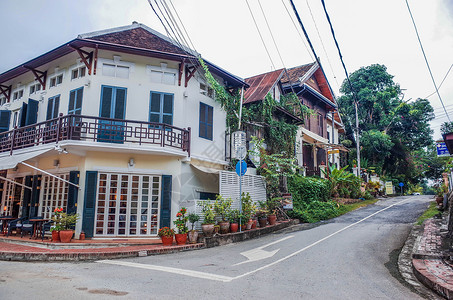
0 0 452 140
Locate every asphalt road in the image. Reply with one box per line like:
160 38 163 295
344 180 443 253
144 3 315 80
0 195 433 299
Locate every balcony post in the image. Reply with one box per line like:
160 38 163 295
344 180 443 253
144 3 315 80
161 125 165 148
56 113 63 143
187 127 191 157
10 126 17 155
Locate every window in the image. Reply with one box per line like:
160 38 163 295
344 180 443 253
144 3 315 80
200 83 214 98
50 74 63 87
318 113 323 136
46 95 60 120
149 92 173 126
199 102 213 140
102 63 129 78
12 90 23 101
71 66 86 79
0 97 6 106
147 65 177 85
39 174 70 219
29 83 41 94
68 87 83 115
12 110 19 128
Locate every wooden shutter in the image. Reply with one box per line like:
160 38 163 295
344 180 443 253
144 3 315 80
21 176 33 218
19 102 27 127
114 88 126 119
82 171 97 237
100 86 113 118
46 98 54 120
0 110 11 132
67 171 80 215
160 175 172 228
68 90 75 114
150 92 161 123
75 88 83 114
29 175 42 217
25 99 39 125
162 94 173 125
207 105 213 140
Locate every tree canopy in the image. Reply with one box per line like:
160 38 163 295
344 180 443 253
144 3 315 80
338 64 435 183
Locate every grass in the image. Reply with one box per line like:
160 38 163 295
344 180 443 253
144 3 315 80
337 198 379 216
416 201 440 225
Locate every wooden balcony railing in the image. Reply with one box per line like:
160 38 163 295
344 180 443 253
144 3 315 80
0 114 191 156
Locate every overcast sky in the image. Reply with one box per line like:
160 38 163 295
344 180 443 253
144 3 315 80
1 0 451 140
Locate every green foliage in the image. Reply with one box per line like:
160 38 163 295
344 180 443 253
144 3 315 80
287 201 341 223
158 227 174 237
51 211 79 231
173 207 188 234
213 195 233 222
322 165 360 197
441 121 453 134
416 201 441 225
287 175 331 208
241 192 256 219
188 213 200 231
198 201 215 225
228 209 240 223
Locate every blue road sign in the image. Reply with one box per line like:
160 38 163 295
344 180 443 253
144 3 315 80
436 142 450 156
236 160 247 176
398 182 404 187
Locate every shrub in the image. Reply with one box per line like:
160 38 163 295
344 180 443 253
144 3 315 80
288 175 331 208
287 201 341 223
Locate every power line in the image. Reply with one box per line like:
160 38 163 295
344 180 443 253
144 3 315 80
168 0 197 51
245 0 276 70
425 63 453 99
405 0 451 122
305 0 340 90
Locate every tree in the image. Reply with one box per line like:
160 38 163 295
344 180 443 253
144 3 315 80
338 64 434 183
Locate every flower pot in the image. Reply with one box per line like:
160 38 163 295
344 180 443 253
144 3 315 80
251 219 257 229
51 230 60 242
175 233 188 245
218 221 230 234
240 224 247 231
214 225 220 234
436 197 443 206
188 230 199 244
267 214 277 225
59 230 73 243
201 224 215 237
79 232 85 240
230 222 238 233
161 235 173 246
246 219 252 230
258 217 267 228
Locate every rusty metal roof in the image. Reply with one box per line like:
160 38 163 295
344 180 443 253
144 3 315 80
244 69 285 104
280 63 316 84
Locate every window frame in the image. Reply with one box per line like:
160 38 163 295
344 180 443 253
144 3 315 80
49 74 63 88
71 66 86 80
46 95 61 120
199 102 213 140
149 91 174 127
68 87 84 115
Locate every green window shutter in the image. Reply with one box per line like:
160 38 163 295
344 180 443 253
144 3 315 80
25 99 39 125
100 87 113 118
114 88 126 119
67 171 80 215
19 102 28 127
46 98 54 120
82 171 98 238
0 110 11 132
75 87 83 114
29 175 42 217
160 175 172 228
21 176 33 218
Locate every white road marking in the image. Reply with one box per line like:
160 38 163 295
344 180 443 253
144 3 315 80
97 198 409 282
234 235 294 266
97 260 234 282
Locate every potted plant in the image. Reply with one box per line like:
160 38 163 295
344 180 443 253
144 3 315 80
239 214 249 231
255 209 267 228
228 209 240 233
198 201 215 236
187 213 200 244
158 227 174 246
173 207 188 245
241 192 256 229
213 195 232 234
51 207 79 243
50 207 63 242
265 198 279 225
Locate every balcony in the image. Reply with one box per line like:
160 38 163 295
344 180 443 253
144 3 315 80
0 114 191 155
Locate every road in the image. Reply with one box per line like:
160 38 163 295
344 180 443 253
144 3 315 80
0 195 433 299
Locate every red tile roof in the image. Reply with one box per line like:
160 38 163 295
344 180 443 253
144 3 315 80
244 69 284 104
86 27 188 56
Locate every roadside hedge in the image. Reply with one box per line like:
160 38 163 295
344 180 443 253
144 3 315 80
287 201 341 223
288 175 331 208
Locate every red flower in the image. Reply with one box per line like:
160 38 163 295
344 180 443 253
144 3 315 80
176 212 182 217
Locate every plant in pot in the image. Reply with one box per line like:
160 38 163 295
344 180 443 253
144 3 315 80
187 213 200 244
50 207 64 242
241 192 256 229
265 197 279 225
213 195 232 234
228 209 240 233
51 208 79 243
239 214 249 231
255 209 267 228
173 207 188 245
198 201 215 237
158 226 175 246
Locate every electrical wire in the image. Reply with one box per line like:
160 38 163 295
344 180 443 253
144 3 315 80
168 0 197 52
425 63 453 99
405 0 451 122
245 0 276 70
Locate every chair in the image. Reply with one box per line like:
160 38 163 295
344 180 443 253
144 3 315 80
21 217 43 238
6 217 26 237
41 221 53 241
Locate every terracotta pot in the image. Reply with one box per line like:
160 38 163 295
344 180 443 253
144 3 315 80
175 233 188 245
51 230 60 242
188 230 199 244
201 224 215 237
59 230 73 243
79 232 85 240
251 219 257 229
258 217 267 228
230 222 238 233
246 219 252 230
241 224 247 231
161 235 173 246
218 221 230 234
267 214 277 225
436 197 443 205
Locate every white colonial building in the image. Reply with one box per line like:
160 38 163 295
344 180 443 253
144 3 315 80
0 23 254 238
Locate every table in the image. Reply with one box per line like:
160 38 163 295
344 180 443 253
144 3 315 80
29 219 50 239
0 217 15 235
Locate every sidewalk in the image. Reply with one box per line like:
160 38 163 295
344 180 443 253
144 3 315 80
411 216 453 299
0 220 297 262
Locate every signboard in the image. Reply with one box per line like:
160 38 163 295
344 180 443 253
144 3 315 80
328 149 340 154
436 142 450 157
385 181 393 195
232 131 247 159
282 193 293 210
398 182 404 187
235 160 247 176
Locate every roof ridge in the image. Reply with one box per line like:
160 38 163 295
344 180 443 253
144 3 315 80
244 68 285 80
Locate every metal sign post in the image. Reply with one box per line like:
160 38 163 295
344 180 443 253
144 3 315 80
233 131 247 232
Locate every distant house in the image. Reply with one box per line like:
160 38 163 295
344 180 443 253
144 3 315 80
0 22 251 238
244 62 345 176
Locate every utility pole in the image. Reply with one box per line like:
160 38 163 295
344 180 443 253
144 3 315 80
354 101 361 178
